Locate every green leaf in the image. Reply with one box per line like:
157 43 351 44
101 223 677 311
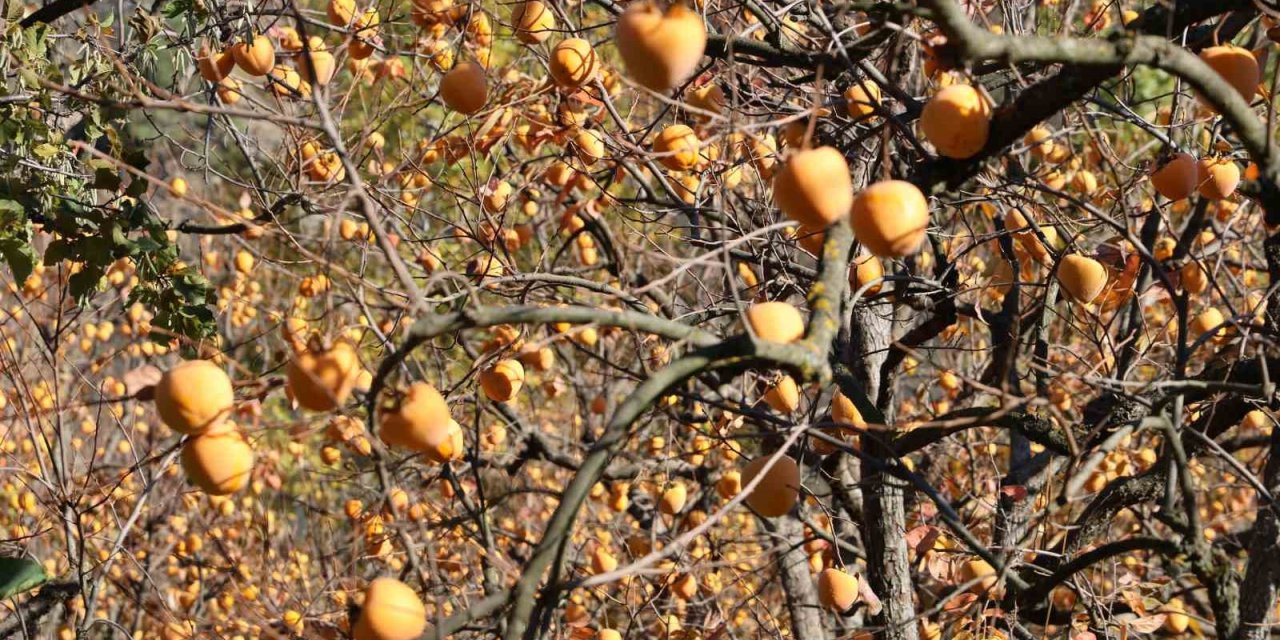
0 557 48 599
31 143 59 160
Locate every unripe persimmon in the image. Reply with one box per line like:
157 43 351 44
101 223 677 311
615 1 707 93
1057 254 1108 304
287 342 362 412
511 0 556 44
354 578 426 640
440 61 488 114
851 180 929 257
741 454 800 517
479 359 524 402
1198 45 1259 107
919 84 991 159
1196 157 1240 200
652 124 701 171
817 568 859 612
549 38 599 89
745 301 805 344
155 360 235 434
773 146 853 228
230 35 276 77
1151 152 1198 201
181 424 254 495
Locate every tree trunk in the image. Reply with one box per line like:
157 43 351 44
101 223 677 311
1235 427 1280 640
851 303 918 640
768 515 830 640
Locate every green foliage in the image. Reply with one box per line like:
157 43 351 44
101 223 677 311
0 557 47 599
0 8 215 341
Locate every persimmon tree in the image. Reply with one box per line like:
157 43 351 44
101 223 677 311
2 0 1280 638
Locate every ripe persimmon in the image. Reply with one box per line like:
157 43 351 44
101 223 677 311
615 1 707 92
920 85 991 159
287 341 362 412
851 180 930 257
741 454 800 517
181 424 254 495
230 35 276 77
1151 152 1198 200
1057 254 1108 304
773 147 853 228
479 359 525 403
745 301 805 343
817 568 859 612
155 360 235 434
354 578 427 640
440 61 488 114
549 38 599 89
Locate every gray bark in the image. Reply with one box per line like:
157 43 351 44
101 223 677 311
767 516 830 640
850 303 917 640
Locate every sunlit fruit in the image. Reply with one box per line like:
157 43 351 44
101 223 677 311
1151 152 1198 200
1162 598 1190 634
958 558 997 593
1057 254 1108 304
479 359 525 403
181 424 254 495
230 35 276 76
440 61 488 114
741 454 800 517
850 253 884 295
746 301 805 343
197 45 235 82
287 341 362 412
512 0 556 43
354 577 427 640
549 38 599 89
763 375 800 413
660 482 687 515
653 125 701 171
379 383 462 462
1196 157 1240 200
773 147 853 228
1198 45 1259 107
615 1 707 92
851 180 929 257
920 84 991 159
845 80 880 119
1024 126 1054 159
301 47 337 86
1190 307 1226 341
155 360 235 434
817 568 858 612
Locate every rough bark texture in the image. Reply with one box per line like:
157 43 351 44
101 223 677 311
851 303 918 640
768 516 830 640
1237 240 1280 640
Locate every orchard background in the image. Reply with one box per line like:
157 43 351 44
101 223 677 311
2 0 1280 638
